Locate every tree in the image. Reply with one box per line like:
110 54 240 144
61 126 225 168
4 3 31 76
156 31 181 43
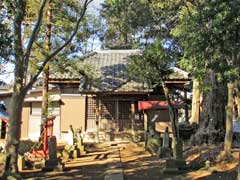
42 0 104 115
171 1 240 157
128 39 183 159
125 0 240 158
40 0 103 141
2 0 92 178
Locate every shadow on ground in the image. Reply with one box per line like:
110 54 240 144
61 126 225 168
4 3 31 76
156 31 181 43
196 169 237 180
22 163 106 180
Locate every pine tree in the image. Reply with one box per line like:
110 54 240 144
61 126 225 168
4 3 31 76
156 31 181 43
2 0 92 178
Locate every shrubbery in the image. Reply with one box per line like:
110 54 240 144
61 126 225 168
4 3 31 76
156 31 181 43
18 140 37 155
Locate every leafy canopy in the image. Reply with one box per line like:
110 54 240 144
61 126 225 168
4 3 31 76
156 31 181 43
128 39 174 88
0 2 12 63
172 1 240 81
101 0 152 49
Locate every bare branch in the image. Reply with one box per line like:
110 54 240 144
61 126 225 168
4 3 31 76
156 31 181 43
87 0 94 6
24 0 91 92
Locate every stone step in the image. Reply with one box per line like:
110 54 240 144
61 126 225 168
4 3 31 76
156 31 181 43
105 173 123 180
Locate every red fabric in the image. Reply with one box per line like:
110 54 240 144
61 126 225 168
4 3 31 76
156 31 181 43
138 100 183 110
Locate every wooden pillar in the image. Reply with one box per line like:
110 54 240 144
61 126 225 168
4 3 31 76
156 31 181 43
143 111 148 149
176 109 179 122
131 100 136 136
95 98 100 143
184 88 189 123
0 120 2 139
175 108 180 138
116 99 119 131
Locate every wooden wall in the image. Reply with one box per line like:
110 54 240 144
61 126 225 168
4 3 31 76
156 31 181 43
60 95 86 141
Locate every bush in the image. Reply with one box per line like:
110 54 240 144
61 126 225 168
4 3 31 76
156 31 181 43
147 135 161 153
18 140 36 155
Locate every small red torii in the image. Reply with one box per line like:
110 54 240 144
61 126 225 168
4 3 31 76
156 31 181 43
32 116 56 159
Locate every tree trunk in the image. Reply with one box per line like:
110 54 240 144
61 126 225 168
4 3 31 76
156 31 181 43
41 1 52 141
191 79 200 124
234 81 240 120
3 1 26 177
4 91 25 175
42 0 52 119
42 67 49 118
224 82 234 158
191 70 226 145
202 70 226 129
2 0 90 177
236 94 240 120
162 81 182 159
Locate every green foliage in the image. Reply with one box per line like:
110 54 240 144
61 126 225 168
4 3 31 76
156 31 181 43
149 136 161 147
128 39 174 88
172 1 240 82
18 140 36 155
41 93 57 117
0 153 6 164
24 0 101 76
0 2 12 63
101 0 152 49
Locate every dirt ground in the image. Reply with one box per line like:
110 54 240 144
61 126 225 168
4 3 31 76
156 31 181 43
121 143 239 180
22 148 109 180
8 142 240 180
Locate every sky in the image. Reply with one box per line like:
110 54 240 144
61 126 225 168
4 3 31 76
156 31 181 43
91 0 104 9
0 0 105 84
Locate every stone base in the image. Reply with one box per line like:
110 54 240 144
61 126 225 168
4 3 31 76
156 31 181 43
161 167 180 174
162 158 187 174
166 158 186 168
42 158 59 171
63 144 85 159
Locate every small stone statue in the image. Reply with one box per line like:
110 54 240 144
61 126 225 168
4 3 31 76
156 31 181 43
67 125 74 146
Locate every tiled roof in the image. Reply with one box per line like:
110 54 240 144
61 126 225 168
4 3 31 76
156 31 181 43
50 50 190 92
50 50 150 92
169 67 190 80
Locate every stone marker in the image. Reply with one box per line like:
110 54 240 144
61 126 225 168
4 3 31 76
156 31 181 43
161 158 186 174
162 127 170 148
43 136 59 171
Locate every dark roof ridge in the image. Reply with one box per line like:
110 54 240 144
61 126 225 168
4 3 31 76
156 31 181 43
95 49 140 54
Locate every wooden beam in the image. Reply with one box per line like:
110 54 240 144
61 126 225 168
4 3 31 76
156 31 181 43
144 111 148 149
131 100 136 136
184 88 189 123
